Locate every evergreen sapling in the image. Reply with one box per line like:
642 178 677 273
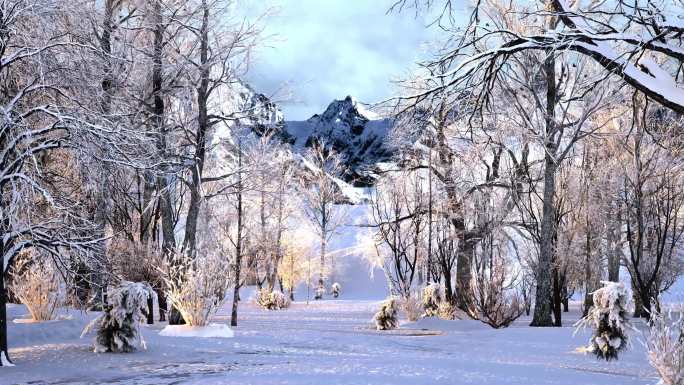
374 297 399 330
81 282 155 353
331 282 341 298
575 281 631 360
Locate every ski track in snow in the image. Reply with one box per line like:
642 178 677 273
2 299 659 385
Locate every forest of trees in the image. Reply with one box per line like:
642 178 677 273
1 0 684 382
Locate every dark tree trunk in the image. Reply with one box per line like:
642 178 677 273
531 46 557 327
151 0 181 325
0 262 11 366
443 265 454 305
552 266 562 326
455 237 473 311
157 287 167 322
146 295 154 324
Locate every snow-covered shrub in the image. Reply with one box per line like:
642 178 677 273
401 294 422 322
331 282 341 298
162 252 232 326
10 254 64 321
81 281 155 353
422 283 443 317
270 291 291 309
256 288 291 310
575 281 631 360
645 307 684 385
469 249 525 328
438 301 456 320
374 297 399 330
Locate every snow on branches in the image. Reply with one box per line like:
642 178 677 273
82 282 156 353
374 297 399 330
646 307 684 385
422 283 443 317
161 252 232 327
9 252 64 321
256 288 291 310
575 281 631 360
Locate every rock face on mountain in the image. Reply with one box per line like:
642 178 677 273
228 82 292 142
231 84 398 186
284 96 395 186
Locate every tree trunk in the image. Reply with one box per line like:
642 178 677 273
318 207 327 296
531 45 557 327
0 263 11 366
146 295 154 324
443 262 454 305
455 238 473 311
230 138 244 327
606 203 621 282
157 288 167 322
552 266 562 326
152 3 181 323
531 156 557 327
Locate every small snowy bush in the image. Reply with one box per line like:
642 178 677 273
575 281 631 360
374 297 399 330
314 284 325 300
422 283 443 317
10 256 64 321
438 301 456 320
256 288 291 310
645 307 684 385
82 281 155 353
162 252 232 326
401 294 422 322
331 282 341 298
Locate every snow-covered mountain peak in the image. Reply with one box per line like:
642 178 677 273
285 96 395 186
307 95 378 132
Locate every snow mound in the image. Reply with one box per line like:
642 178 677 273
403 317 490 333
159 323 234 338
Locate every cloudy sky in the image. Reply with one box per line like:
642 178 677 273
241 0 450 120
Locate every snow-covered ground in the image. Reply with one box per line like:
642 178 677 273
4 297 659 385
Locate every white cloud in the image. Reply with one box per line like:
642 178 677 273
240 0 447 120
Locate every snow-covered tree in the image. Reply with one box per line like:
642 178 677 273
81 282 155 353
299 143 348 299
646 306 684 385
576 281 631 360
367 169 427 300
0 0 149 365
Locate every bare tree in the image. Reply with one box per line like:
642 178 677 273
367 169 426 300
619 99 684 318
299 143 348 299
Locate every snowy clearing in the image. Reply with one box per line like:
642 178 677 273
3 298 657 385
